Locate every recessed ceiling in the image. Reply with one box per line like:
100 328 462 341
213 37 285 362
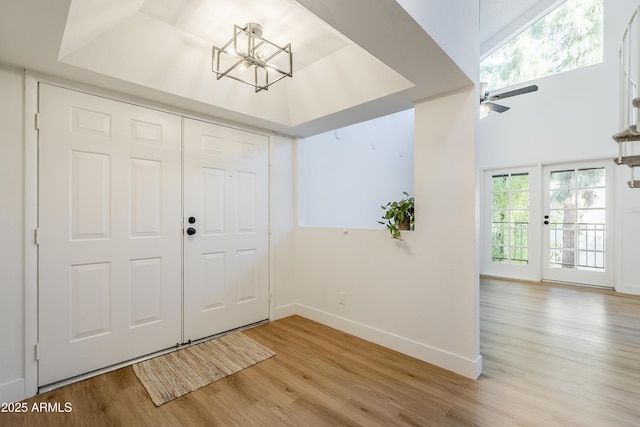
139 0 347 72
0 0 473 136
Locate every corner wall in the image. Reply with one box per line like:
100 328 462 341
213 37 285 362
292 87 480 378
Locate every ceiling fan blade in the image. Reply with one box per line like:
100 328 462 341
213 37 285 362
489 84 538 101
485 102 510 113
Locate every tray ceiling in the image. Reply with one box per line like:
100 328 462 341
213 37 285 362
0 0 472 136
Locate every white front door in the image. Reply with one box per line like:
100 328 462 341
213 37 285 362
182 118 270 342
38 87 271 387
38 84 183 386
542 161 614 287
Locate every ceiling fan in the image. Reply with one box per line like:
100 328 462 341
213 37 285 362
479 83 538 117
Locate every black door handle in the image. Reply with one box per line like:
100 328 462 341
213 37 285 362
544 221 549 225
186 227 196 236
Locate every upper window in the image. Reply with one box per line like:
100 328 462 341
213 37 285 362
480 0 603 90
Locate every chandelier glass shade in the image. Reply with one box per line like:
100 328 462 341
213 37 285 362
212 23 293 92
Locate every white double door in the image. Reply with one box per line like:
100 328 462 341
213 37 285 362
482 161 613 287
38 84 269 386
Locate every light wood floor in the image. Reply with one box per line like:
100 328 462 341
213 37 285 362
3 278 640 426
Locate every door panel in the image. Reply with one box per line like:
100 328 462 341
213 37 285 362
38 86 270 387
542 162 613 287
183 118 269 342
481 167 540 281
38 84 183 386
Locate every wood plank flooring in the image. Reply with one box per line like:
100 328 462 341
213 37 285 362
3 278 640 426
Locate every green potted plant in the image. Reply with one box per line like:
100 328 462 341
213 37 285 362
378 192 415 240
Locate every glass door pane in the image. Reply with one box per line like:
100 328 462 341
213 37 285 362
543 162 612 287
491 173 530 265
482 167 539 281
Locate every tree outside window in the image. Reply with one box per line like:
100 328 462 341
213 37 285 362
492 173 529 265
481 0 603 90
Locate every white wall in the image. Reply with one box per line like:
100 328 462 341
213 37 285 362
478 0 640 294
298 109 414 229
0 65 26 402
292 88 480 378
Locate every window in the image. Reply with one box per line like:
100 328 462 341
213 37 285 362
480 0 603 90
548 167 606 271
297 109 414 229
491 173 530 265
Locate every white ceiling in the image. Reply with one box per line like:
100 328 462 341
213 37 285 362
6 1 560 136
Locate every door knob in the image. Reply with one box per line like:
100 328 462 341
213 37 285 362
544 221 549 225
186 227 196 236
188 217 196 224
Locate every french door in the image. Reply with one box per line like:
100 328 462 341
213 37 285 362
38 84 269 386
542 162 613 287
482 161 613 287
481 167 540 281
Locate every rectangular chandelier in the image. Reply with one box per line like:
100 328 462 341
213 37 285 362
212 23 293 93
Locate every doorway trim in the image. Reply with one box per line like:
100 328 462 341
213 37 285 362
23 72 39 399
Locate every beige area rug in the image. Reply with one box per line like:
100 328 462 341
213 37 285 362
133 332 276 406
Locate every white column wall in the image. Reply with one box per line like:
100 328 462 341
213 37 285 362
270 133 298 317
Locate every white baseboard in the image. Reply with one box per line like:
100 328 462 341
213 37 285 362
285 303 482 379
0 378 25 403
616 283 640 296
273 303 298 320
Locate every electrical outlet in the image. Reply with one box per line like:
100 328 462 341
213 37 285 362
338 291 346 305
